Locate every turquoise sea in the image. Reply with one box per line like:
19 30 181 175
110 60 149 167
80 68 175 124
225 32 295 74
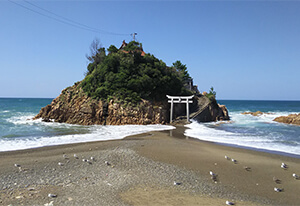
0 98 174 152
1 98 300 156
185 100 300 157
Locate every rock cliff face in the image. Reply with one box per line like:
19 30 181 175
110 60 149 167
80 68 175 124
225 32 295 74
189 95 230 122
273 113 300 126
34 83 229 125
34 83 168 125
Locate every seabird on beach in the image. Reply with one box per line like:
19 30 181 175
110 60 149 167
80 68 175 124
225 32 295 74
292 173 299 179
209 171 216 176
74 154 79 159
173 181 181 185
105 161 111 166
226 200 235 205
63 154 68 159
281 162 288 169
14 164 21 167
225 155 230 160
48 193 57 198
90 156 95 161
58 162 64 166
231 158 237 164
82 159 87 162
244 166 251 171
209 171 218 182
274 187 283 192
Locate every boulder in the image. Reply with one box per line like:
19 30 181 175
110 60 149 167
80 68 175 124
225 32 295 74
241 111 270 116
218 104 229 121
189 96 230 122
273 113 300 126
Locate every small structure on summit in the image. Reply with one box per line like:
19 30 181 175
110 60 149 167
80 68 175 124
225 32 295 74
119 40 127 50
119 40 146 56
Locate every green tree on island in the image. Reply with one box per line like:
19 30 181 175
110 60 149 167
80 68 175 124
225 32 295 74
172 60 190 82
208 87 216 98
81 40 193 104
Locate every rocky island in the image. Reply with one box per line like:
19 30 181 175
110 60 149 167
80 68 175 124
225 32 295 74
241 111 300 126
35 40 229 125
273 113 300 126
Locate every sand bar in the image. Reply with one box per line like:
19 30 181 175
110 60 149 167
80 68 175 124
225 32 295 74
0 126 300 205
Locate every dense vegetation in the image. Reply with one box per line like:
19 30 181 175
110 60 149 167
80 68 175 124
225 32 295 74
81 40 192 104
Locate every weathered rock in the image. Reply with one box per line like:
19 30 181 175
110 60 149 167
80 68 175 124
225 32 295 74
34 83 169 125
34 83 229 125
42 117 52 122
241 111 272 116
189 96 230 122
273 113 300 126
218 104 230 121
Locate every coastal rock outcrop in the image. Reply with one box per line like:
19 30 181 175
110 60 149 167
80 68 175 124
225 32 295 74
34 83 168 125
241 111 272 116
34 83 230 125
273 113 300 126
189 96 230 122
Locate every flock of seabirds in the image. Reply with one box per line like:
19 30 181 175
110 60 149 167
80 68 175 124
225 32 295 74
12 152 299 205
208 156 299 205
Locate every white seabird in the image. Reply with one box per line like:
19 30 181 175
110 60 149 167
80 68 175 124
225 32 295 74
173 181 181 185
58 162 64 166
90 156 95 161
274 187 283 192
209 171 218 182
281 162 288 169
74 154 79 159
48 193 57 198
292 173 299 179
209 171 216 176
226 200 235 205
231 159 237 164
105 161 111 166
14 164 21 167
225 155 230 160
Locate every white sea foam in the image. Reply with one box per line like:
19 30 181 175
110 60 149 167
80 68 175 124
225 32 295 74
0 123 175 152
185 120 300 156
0 110 10 113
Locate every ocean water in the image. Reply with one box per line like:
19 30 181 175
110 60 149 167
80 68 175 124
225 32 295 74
1 98 300 156
0 98 174 152
185 100 300 156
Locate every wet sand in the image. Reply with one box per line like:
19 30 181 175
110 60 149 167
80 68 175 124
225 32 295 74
1 126 300 205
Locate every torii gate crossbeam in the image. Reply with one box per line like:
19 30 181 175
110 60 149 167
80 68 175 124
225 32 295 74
166 95 194 123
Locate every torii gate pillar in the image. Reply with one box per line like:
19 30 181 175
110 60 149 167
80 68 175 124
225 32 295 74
166 95 194 123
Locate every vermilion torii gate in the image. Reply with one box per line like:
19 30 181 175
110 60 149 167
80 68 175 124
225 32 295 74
166 95 194 123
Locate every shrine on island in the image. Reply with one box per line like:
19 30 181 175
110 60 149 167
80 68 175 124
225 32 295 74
166 95 194 123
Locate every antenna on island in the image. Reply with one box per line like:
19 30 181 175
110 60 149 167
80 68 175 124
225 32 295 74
131 33 137 41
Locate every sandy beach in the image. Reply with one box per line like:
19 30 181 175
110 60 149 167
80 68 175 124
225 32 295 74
1 126 300 205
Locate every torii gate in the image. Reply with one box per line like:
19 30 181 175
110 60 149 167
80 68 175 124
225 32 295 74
166 95 194 123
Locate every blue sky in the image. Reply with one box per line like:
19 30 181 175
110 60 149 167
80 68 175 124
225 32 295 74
1 1 299 100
